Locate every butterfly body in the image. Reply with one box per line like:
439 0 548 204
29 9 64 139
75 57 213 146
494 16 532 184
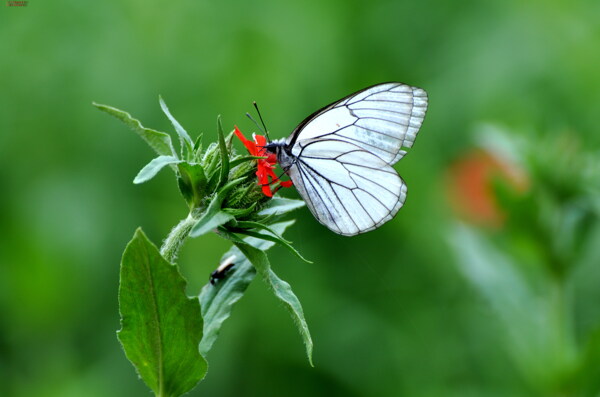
266 82 428 236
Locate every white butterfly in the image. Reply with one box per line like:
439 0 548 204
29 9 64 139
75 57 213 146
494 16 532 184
265 82 428 236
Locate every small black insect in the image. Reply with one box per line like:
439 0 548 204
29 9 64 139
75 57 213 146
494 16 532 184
210 255 236 285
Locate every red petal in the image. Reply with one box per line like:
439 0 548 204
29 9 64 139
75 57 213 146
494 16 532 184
262 163 278 179
234 128 292 197
234 126 258 155
262 185 274 197
257 166 269 185
254 134 267 147
265 153 277 164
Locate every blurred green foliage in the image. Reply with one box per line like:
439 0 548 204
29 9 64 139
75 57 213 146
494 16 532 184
450 126 600 396
1 0 600 396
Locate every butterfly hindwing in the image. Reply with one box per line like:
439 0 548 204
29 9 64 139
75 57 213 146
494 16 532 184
286 139 407 236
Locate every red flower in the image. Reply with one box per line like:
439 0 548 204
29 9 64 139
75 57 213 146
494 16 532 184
445 149 529 228
234 126 293 197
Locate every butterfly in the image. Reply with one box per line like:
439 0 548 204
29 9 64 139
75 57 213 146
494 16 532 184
264 82 428 236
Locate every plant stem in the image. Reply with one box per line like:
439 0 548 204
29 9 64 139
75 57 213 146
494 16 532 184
160 213 197 263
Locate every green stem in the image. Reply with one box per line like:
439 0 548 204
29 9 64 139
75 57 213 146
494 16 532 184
160 213 197 263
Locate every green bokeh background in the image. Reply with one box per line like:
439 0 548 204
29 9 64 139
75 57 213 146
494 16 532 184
1 1 600 396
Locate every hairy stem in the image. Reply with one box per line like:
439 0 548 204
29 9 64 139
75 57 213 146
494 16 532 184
160 213 197 263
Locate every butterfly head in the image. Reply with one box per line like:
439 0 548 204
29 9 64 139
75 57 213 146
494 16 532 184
263 139 283 154
263 139 293 169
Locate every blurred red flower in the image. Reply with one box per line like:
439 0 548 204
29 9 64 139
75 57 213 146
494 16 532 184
234 126 292 197
446 149 528 228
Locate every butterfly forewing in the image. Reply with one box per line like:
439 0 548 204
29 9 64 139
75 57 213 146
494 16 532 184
289 82 427 165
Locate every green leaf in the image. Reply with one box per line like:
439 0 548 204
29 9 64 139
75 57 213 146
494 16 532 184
217 116 229 189
221 203 257 218
235 220 293 243
191 211 234 237
177 162 208 208
198 249 256 356
205 170 220 194
574 327 600 396
199 222 298 356
118 228 207 397
225 129 235 151
189 177 245 237
234 227 312 264
236 222 313 263
233 240 314 366
450 223 577 390
93 102 176 158
134 155 182 184
159 96 194 158
203 142 220 178
193 133 203 159
229 155 265 168
258 197 306 216
242 220 296 247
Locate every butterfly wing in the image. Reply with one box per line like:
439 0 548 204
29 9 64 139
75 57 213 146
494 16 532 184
286 139 407 236
283 82 427 235
288 82 428 165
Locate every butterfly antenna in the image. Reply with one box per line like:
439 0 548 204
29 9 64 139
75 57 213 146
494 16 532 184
253 101 271 141
245 112 265 134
